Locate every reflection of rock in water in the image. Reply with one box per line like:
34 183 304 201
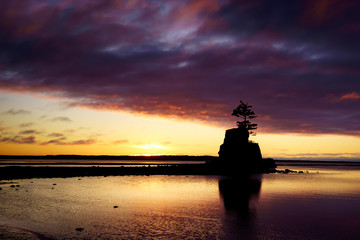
219 175 262 224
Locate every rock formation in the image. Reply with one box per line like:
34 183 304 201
214 127 276 174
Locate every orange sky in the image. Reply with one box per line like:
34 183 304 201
1 91 359 160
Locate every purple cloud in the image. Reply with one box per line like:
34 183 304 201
0 0 359 136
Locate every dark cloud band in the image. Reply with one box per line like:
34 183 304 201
0 0 359 136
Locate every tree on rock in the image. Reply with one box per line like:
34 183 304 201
232 101 258 134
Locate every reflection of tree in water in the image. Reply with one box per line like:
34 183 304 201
219 175 262 224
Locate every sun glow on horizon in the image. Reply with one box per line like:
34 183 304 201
135 144 166 150
0 92 360 160
133 144 168 156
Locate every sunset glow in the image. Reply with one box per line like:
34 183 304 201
135 144 165 150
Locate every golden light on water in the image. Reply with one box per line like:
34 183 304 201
261 168 360 197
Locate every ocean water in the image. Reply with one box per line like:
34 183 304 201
0 165 360 240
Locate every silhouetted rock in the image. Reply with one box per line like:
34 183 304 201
223 127 250 145
214 128 276 174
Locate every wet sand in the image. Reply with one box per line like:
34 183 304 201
0 225 50 240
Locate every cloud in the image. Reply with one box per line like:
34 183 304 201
0 127 10 132
50 117 72 122
339 92 360 101
70 139 96 145
41 138 95 146
48 133 65 137
3 109 31 115
65 129 77 133
19 129 42 135
41 139 59 145
113 140 129 144
19 122 35 128
0 0 359 136
0 135 36 144
0 121 10 132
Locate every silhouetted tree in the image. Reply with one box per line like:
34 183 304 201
232 101 258 134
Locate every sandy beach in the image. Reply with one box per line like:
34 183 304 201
0 224 49 240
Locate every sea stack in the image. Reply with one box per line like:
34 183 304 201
211 100 276 174
217 127 264 174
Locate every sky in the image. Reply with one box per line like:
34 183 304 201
0 0 359 159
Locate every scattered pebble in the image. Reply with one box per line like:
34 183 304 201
276 169 309 174
53 184 57 185
113 206 119 208
0 187 2 190
10 185 15 188
75 228 84 232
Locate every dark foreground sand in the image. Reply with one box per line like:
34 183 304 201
0 225 49 240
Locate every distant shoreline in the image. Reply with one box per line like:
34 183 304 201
0 155 359 163
0 157 359 181
0 155 216 161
